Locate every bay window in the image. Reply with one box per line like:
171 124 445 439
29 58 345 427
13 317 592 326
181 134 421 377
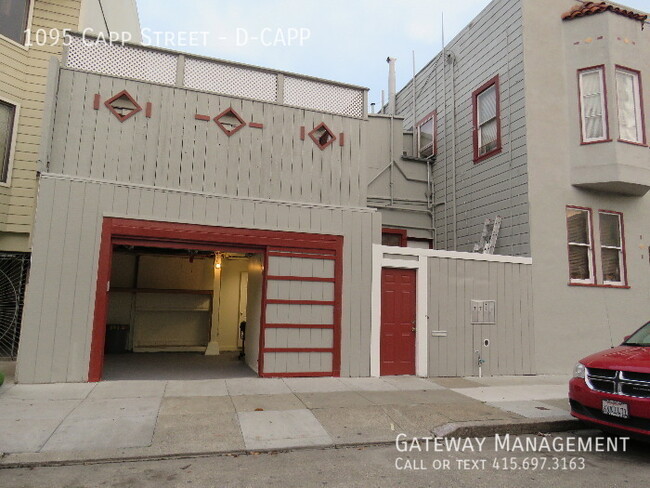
578 66 608 143
616 67 645 144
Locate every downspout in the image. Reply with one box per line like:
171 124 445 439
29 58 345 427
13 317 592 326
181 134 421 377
442 29 448 248
411 51 417 156
387 57 397 206
450 52 458 251
506 29 515 255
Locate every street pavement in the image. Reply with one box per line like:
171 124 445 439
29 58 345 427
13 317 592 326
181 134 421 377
1 431 648 488
0 367 576 467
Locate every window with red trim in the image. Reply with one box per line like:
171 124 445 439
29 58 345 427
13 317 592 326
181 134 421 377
599 211 626 286
472 76 501 162
417 111 435 158
382 228 407 247
566 206 595 284
578 66 609 143
615 67 645 145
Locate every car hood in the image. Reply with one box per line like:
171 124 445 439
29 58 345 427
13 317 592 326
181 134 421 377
581 345 650 372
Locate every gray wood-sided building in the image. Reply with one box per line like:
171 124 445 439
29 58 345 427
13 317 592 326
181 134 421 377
384 0 650 374
16 34 383 383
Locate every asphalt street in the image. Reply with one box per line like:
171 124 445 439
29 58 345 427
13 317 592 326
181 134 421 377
0 430 648 488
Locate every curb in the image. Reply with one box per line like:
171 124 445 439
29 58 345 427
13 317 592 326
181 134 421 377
0 418 579 469
432 417 581 438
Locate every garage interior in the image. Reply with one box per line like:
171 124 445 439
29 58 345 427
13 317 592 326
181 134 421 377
103 245 264 380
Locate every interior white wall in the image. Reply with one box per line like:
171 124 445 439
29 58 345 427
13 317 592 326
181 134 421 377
216 257 250 352
244 255 264 372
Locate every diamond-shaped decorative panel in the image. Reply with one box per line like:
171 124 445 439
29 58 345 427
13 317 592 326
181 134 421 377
214 108 246 136
104 90 142 122
308 123 336 150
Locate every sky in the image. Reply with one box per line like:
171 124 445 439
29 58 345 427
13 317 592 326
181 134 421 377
135 0 650 108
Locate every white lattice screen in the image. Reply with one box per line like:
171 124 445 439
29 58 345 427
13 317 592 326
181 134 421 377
65 35 365 118
283 77 364 118
184 58 277 102
66 36 177 85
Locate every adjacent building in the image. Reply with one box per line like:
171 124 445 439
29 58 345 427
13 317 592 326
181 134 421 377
386 0 649 373
0 0 140 360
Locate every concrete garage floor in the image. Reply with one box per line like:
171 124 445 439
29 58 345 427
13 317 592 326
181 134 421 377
102 352 256 380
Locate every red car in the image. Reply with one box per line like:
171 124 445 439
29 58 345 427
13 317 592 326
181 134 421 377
569 321 650 439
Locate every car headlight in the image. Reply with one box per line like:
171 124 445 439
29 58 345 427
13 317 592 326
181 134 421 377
573 362 586 379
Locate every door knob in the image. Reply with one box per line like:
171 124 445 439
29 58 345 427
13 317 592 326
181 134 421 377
411 326 416 332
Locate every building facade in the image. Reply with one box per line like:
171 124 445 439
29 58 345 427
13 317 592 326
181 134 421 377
0 0 140 360
389 0 650 374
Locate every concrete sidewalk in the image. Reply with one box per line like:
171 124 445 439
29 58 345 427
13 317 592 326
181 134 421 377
0 370 576 466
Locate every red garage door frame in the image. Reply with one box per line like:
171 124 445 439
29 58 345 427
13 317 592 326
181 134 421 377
88 217 343 382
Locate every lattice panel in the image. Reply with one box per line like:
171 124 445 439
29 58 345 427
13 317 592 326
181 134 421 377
66 36 177 85
283 76 364 118
184 58 277 102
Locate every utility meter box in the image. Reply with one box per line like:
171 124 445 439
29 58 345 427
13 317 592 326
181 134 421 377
471 300 496 324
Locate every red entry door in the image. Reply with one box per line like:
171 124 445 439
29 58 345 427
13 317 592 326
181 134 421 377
380 268 416 376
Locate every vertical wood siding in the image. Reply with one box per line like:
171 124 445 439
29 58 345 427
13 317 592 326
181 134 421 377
16 176 379 383
427 256 535 376
393 0 530 256
46 70 368 208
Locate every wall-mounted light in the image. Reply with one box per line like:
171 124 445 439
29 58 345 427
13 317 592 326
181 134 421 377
214 253 222 269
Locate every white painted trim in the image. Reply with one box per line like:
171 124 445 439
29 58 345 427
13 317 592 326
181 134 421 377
371 246 428 378
377 244 532 265
0 96 21 187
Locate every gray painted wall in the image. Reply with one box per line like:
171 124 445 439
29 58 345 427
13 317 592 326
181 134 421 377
391 0 530 256
427 256 534 377
16 175 380 383
366 115 433 239
46 69 368 209
522 0 650 374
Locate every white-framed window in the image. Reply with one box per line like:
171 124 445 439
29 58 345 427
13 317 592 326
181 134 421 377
578 66 608 143
615 67 645 144
417 111 435 158
0 0 31 45
566 206 594 284
0 98 19 184
473 77 500 161
599 211 626 285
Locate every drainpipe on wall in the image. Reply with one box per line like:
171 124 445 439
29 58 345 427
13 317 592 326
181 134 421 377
387 57 397 206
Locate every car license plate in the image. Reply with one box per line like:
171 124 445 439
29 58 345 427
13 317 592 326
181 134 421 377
602 400 629 419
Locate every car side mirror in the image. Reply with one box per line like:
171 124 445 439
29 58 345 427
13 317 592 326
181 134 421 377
623 335 631 342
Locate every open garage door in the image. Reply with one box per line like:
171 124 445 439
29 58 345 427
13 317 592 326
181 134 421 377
89 218 343 381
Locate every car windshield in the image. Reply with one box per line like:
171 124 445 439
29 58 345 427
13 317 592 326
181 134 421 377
623 322 650 346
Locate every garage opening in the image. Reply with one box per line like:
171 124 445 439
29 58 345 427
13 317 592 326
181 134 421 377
88 218 343 382
102 245 264 380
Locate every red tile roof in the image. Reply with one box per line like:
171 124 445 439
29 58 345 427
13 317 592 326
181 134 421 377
562 2 647 23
